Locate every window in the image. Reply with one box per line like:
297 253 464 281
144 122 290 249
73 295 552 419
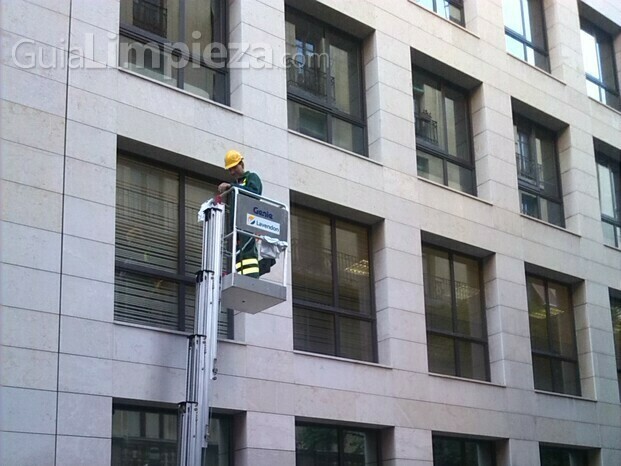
432 435 496 466
119 0 227 103
527 275 580 396
112 404 232 466
115 156 231 336
422 246 489 381
415 0 464 26
513 116 564 227
285 9 366 155
595 144 621 248
611 293 621 396
503 0 549 71
413 68 475 194
291 206 375 362
295 423 379 466
580 19 620 110
539 445 589 466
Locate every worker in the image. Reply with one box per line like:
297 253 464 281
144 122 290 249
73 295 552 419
218 149 262 278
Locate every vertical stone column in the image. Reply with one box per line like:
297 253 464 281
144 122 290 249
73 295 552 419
234 412 295 465
381 427 433 466
484 255 534 389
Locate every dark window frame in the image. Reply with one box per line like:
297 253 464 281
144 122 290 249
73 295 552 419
580 18 621 109
114 152 233 337
291 205 378 362
285 7 368 156
417 0 465 27
422 244 490 381
539 445 590 466
513 115 565 227
432 434 497 466
610 292 621 397
526 274 581 396
413 67 476 194
504 0 550 71
119 0 229 104
112 403 233 466
596 150 621 248
295 422 381 466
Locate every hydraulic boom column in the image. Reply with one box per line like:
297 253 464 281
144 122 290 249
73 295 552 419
178 200 224 466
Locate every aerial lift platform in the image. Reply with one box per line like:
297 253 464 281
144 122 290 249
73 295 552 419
177 187 288 466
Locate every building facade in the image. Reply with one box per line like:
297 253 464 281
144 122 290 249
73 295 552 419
1 0 621 465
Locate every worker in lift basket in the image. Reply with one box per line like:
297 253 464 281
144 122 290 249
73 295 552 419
218 149 263 278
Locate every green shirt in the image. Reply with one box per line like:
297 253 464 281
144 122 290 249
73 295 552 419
233 171 262 196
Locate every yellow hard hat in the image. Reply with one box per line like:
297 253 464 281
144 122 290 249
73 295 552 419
224 149 244 169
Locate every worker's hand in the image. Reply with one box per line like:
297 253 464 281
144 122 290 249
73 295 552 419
218 182 231 193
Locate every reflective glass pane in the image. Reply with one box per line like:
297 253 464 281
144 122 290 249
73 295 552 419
453 255 483 338
414 71 445 148
115 270 179 330
551 359 580 396
328 33 362 118
120 0 180 40
204 417 232 466
458 340 488 381
547 281 576 358
288 101 328 142
464 440 495 466
535 133 559 197
427 333 456 375
581 29 600 79
539 198 564 227
527 276 548 351
506 34 526 60
520 190 539 218
447 162 474 194
343 430 378 466
601 221 618 247
503 0 524 35
447 3 464 25
185 0 218 52
336 221 371 313
416 0 435 12
417 152 444 184
296 425 339 466
533 355 554 392
586 79 602 101
293 307 335 355
598 34 616 89
116 157 179 272
332 118 365 155
119 36 179 95
422 247 452 332
597 162 616 218
444 88 470 160
432 436 462 466
184 64 224 102
526 0 545 49
339 317 373 362
292 208 333 305
610 297 621 369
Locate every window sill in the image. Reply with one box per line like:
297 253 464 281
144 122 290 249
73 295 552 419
407 0 479 40
417 176 493 206
535 389 596 403
288 129 383 167
114 320 238 343
505 52 566 87
117 67 244 116
429 372 506 389
293 350 393 370
604 243 621 253
520 213 581 238
588 95 621 117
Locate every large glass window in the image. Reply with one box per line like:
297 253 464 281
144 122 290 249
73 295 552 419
291 206 375 362
596 145 621 248
503 0 549 71
527 275 580 396
422 246 489 381
432 435 496 466
286 9 366 155
295 423 379 466
539 445 589 466
115 156 231 336
580 19 620 110
513 117 564 227
611 293 621 397
415 0 464 26
112 404 232 466
413 68 475 194
119 0 227 103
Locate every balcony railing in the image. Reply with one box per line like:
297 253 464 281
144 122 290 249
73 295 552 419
415 110 439 145
286 56 334 99
133 0 168 37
